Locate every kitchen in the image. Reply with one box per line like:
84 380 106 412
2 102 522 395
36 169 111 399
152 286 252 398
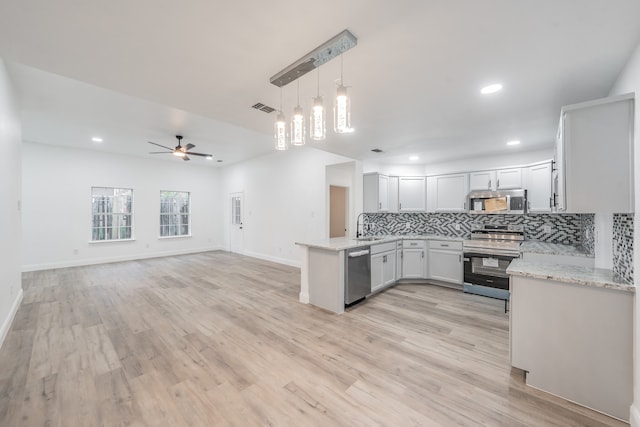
1 1 640 426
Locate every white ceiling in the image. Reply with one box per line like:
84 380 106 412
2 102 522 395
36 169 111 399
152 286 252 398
1 0 639 167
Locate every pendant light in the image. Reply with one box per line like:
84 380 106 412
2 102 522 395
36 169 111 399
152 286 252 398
310 67 326 141
290 80 306 146
334 54 351 133
274 88 288 150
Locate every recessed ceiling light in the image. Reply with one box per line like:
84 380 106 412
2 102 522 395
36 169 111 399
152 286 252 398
206 155 213 160
409 155 419 161
480 83 503 95
91 137 103 143
507 140 521 146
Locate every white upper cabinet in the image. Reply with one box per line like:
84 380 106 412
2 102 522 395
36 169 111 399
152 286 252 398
427 173 469 212
469 170 496 191
363 173 389 213
398 177 426 212
496 168 522 190
388 176 399 213
555 93 634 213
524 162 553 213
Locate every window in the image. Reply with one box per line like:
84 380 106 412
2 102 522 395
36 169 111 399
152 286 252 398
160 191 190 237
91 187 133 241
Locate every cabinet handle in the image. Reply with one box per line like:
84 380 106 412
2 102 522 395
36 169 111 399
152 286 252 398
441 244 449 247
549 198 553 208
421 251 424 258
383 255 387 263
399 202 402 210
379 202 381 209
528 201 531 210
463 202 466 210
488 179 491 189
497 179 500 188
459 254 462 263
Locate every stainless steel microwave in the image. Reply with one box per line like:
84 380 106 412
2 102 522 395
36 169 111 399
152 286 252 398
468 189 527 214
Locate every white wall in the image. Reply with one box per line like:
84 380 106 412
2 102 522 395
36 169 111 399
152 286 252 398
609 38 640 426
0 58 23 348
22 142 224 271
220 146 354 267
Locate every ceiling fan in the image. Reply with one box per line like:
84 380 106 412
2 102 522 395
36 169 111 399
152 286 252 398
148 135 212 161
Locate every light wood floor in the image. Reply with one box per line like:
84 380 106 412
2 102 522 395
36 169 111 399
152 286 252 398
0 251 626 426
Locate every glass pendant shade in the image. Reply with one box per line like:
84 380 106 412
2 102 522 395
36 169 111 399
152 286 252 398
334 84 351 133
290 105 306 146
274 112 288 150
310 96 326 141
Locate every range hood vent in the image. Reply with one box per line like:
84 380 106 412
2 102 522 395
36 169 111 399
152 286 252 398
251 102 275 114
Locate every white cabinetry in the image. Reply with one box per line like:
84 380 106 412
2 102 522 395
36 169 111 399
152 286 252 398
363 173 389 213
388 176 399 213
401 240 427 279
426 173 468 212
396 240 403 280
398 177 426 212
427 240 463 285
554 93 634 213
496 168 522 189
469 170 496 191
524 162 553 213
370 242 397 292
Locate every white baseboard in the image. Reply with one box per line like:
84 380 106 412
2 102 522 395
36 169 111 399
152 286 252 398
241 250 301 269
0 287 23 350
22 245 226 272
299 292 310 304
630 403 640 427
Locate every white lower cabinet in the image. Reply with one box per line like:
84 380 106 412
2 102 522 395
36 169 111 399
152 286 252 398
401 240 427 279
371 242 398 292
427 240 463 285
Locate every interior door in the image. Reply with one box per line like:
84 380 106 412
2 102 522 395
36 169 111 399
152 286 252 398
329 185 347 238
230 192 243 253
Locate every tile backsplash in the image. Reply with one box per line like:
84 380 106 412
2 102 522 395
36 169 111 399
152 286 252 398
363 212 594 249
613 213 633 285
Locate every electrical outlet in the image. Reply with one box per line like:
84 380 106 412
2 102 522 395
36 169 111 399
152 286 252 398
542 225 552 233
405 222 411 230
73 249 79 255
454 223 461 231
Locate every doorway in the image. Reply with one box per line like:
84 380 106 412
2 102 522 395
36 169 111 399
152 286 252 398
329 185 348 238
230 192 243 253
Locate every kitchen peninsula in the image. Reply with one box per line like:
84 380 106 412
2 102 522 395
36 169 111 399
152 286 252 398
296 234 464 314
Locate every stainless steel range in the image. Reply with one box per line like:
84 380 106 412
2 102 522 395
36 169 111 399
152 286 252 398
462 224 524 307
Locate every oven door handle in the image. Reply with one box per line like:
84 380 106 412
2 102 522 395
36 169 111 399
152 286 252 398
463 252 518 261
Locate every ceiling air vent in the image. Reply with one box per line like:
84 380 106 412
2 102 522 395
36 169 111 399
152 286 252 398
251 102 275 114
371 148 383 153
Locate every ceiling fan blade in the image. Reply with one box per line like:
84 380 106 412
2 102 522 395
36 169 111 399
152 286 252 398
182 155 191 161
186 152 213 157
148 141 174 150
149 151 172 154
184 143 195 150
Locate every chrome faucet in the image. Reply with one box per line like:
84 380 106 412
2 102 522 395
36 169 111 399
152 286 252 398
356 213 366 238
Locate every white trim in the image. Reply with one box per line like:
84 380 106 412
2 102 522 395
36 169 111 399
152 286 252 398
22 245 225 272
631 403 640 427
0 288 23 350
157 235 192 240
89 238 136 244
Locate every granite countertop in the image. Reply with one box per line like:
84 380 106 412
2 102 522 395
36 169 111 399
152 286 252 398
519 241 593 257
507 259 634 293
295 234 464 251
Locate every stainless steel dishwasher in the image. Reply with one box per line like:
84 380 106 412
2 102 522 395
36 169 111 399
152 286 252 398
345 246 371 306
